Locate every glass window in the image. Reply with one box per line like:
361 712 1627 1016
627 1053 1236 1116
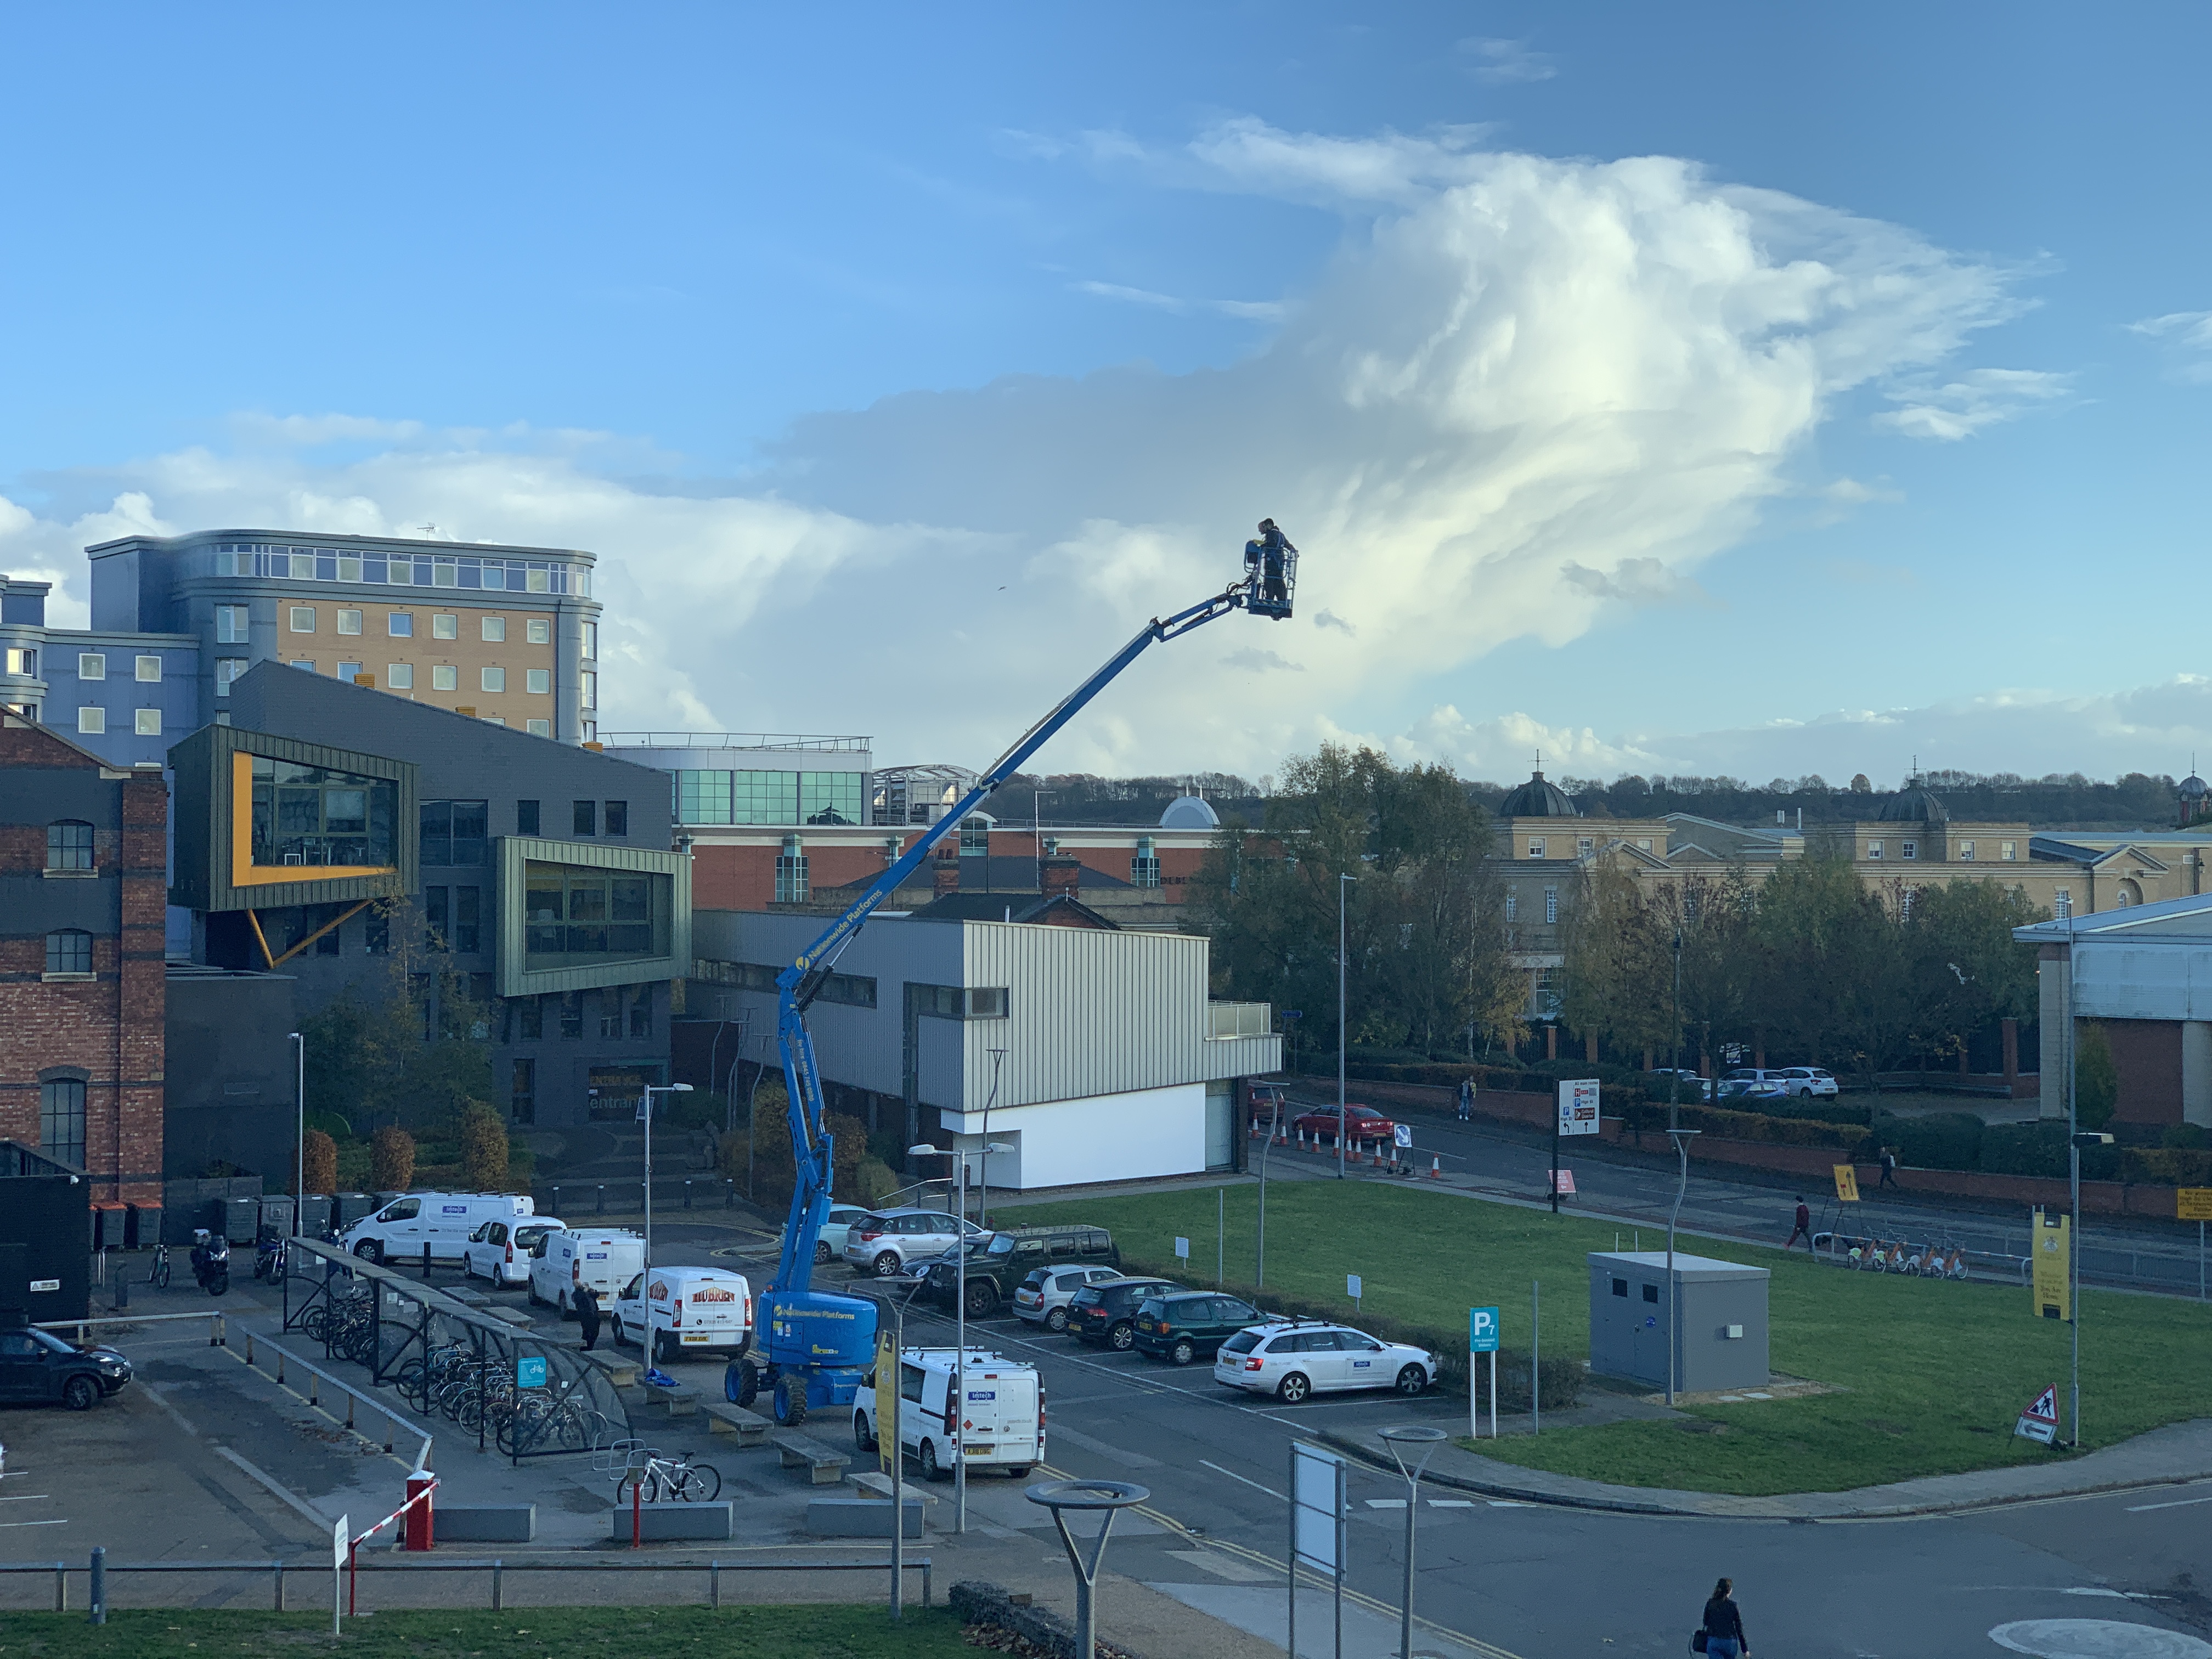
135 654 161 681
337 609 363 635
48 822 94 870
289 607 315 633
524 860 670 967
2055 889 2072 918
432 614 459 640
600 986 624 1038
573 800 596 837
510 1058 535 1125
2002 840 2017 861
1132 835 1160 889
517 800 540 836
40 1079 86 1169
1901 840 1918 861
388 613 414 637
580 670 597 709
525 668 550 695
1544 885 1558 924
454 885 481 952
559 991 583 1038
581 621 597 657
291 659 316 673
249 754 398 868
425 885 449 949
216 605 250 644
526 718 550 737
1578 837 1594 857
1527 837 1544 857
431 665 459 691
388 663 414 689
134 708 161 736
801 772 864 825
481 616 506 642
526 617 551 645
46 929 93 975
433 563 458 589
77 706 106 734
78 652 106 679
337 662 362 681
481 666 506 693
1959 840 1975 861
215 657 246 696
3 645 33 675
732 770 798 823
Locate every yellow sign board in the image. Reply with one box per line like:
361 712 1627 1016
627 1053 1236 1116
2031 1209 2070 1322
1832 1164 1860 1203
873 1328 898 1475
2178 1188 2212 1222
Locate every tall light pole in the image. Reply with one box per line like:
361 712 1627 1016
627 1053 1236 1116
640 1082 694 1277
909 1141 1010 1537
1338 873 1355 1180
290 1032 304 1235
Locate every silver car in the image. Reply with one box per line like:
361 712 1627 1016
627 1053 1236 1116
1012 1265 1125 1333
792 1203 871 1266
839 1207 984 1278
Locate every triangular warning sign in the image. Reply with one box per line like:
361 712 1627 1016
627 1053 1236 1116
2023 1385 2058 1424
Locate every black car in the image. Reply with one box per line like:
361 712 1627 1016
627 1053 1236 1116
1068 1277 1182 1350
917 1223 1119 1318
0 1323 132 1409
1130 1291 1263 1365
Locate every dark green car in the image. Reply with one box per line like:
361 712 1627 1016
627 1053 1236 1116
1130 1291 1263 1366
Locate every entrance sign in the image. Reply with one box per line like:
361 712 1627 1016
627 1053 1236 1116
2032 1210 2071 1322
1346 1273 1362 1308
2015 1384 2060 1445
1556 1080 1601 1137
1832 1164 1860 1203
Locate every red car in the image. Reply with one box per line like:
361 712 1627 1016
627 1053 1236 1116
1290 1104 1399 1146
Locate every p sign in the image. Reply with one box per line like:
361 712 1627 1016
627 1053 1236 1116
1468 1306 1500 1353
1557 1079 1601 1137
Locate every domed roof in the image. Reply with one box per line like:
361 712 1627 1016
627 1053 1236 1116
1876 775 1950 824
2182 774 2210 802
1159 795 1220 830
1499 769 1579 819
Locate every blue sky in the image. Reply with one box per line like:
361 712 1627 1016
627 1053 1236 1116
5 4 2211 786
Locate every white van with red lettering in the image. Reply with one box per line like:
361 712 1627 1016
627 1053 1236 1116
612 1267 753 1367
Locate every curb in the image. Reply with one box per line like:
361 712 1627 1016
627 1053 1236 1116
1308 1425 2212 1520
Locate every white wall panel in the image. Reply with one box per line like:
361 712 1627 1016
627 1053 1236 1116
940 1082 1206 1189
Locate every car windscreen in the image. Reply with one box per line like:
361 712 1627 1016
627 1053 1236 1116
1220 1330 1261 1355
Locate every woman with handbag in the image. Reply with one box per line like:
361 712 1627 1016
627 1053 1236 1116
1696 1577 1749 1658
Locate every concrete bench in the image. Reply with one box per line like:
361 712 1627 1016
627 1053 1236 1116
848 1470 937 1508
698 1400 771 1447
608 1502 733 1542
578 1350 641 1388
433 1505 535 1544
624 1382 699 1418
806 1497 923 1539
774 1431 852 1486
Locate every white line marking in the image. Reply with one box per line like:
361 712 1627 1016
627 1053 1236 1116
1199 1460 1288 1503
1430 1499 1476 1508
2125 1495 2212 1513
213 1446 332 1528
1365 1498 1408 1509
0 1519 68 1528
1 1494 53 1502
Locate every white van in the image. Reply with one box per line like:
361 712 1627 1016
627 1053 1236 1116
853 1347 1043 1482
340 1192 535 1266
527 1228 645 1315
611 1267 753 1365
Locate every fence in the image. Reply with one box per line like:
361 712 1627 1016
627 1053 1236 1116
542 1178 739 1217
0 1556 933 1614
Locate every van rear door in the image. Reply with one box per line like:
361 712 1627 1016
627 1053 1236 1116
672 1273 750 1349
961 1367 1040 1464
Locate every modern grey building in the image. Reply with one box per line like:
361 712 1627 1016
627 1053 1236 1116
1 574 200 769
172 663 689 1129
87 529 605 743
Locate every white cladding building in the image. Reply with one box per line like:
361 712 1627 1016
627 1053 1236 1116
691 910 1282 1191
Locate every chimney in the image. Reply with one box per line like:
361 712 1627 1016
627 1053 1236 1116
934 862 961 896
1041 856 1082 901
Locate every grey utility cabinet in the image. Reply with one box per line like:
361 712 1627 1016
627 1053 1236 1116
1587 1251 1770 1394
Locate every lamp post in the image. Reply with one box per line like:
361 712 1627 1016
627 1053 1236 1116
1378 1425 1447 1659
909 1141 1012 1536
640 1082 694 1276
1665 929 1691 1408
290 1032 304 1235
1338 873 1355 1180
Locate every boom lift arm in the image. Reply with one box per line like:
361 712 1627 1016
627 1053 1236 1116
743 530 1298 1425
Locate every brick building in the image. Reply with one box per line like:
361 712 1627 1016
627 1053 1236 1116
1 713 167 1206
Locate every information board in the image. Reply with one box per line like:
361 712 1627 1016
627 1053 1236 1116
1557 1079 1601 1137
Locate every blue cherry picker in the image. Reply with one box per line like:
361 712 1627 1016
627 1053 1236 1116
726 521 1301 1424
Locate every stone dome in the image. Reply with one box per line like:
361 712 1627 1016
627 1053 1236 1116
1876 776 1951 824
1159 795 1220 830
1499 769 1579 819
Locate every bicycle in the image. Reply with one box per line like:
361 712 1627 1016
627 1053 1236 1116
148 1243 171 1289
608 1442 722 1503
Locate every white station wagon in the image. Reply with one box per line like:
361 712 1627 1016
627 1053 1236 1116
1212 1321 1441 1404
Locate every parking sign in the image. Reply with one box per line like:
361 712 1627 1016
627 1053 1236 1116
1557 1079 1601 1137
1468 1306 1499 1353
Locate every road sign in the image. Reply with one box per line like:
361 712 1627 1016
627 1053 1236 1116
1173 1235 1190 1261
2179 1188 2212 1222
1468 1306 1500 1353
1347 1273 1362 1301
1393 1122 1413 1149
515 1355 548 1389
2015 1384 2060 1445
1556 1079 1601 1137
1549 1169 1576 1195
1833 1164 1860 1203
2032 1209 2070 1321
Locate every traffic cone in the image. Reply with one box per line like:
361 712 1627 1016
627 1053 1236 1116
1429 1155 1442 1179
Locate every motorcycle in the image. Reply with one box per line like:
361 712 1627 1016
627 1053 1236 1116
253 1229 286 1282
190 1230 232 1297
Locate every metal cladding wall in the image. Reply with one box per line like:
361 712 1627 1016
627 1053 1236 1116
0 1157 91 1323
162 967 299 1181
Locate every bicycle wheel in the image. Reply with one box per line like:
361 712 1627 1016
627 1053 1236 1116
677 1462 721 1502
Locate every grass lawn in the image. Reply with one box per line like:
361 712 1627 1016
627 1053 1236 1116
0 1607 970 1659
1014 1181 2212 1496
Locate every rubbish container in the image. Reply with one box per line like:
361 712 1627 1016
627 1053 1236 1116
258 1196 297 1238
336 1193 379 1227
127 1205 162 1249
223 1197 260 1244
298 1195 334 1235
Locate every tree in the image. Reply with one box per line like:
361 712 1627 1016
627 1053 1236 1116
460 1102 510 1190
2075 1022 2118 1131
1905 880 2045 1065
1753 853 1915 1082
1556 860 1676 1061
370 1124 416 1190
300 911 494 1136
1674 867 1762 1069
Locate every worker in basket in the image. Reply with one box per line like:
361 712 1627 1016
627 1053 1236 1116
1248 518 1294 610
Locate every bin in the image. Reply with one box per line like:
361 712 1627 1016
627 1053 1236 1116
298 1195 334 1235
92 1204 128 1251
337 1193 379 1226
127 1205 162 1249
258 1196 297 1238
223 1197 260 1244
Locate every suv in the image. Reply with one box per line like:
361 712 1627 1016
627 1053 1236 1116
0 1323 133 1409
841 1209 984 1278
917 1223 1119 1317
1131 1291 1263 1366
1068 1277 1182 1350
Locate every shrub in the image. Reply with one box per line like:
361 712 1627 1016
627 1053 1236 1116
851 1156 899 1206
370 1124 416 1190
2124 1147 2212 1187
715 1083 882 1212
1882 1111 1984 1173
1982 1122 2068 1179
2075 1023 2118 1132
301 1130 338 1195
459 1102 510 1190
2164 1124 2210 1152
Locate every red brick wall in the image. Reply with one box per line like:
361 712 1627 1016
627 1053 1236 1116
2101 1018 2183 1127
0 725 166 1204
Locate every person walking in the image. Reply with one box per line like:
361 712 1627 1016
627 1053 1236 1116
1878 1147 1899 1189
1699 1577 1750 1658
1457 1076 1475 1122
1785 1197 1812 1251
572 1283 602 1351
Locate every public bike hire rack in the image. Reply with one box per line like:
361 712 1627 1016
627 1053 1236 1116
280 1237 629 1462
1024 1480 1149 1659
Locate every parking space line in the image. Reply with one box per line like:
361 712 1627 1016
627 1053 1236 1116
0 1519 68 1528
1199 1460 1287 1503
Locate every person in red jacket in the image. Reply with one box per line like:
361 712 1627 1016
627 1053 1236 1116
1785 1197 1812 1251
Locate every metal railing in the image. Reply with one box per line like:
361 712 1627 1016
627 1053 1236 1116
1 1555 932 1613
597 731 871 753
544 1178 736 1218
236 1325 434 1465
36 1310 227 1346
1206 1001 1274 1039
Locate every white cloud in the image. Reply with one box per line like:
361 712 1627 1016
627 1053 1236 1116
1072 280 1285 321
1874 367 2071 439
1456 37 1557 86
5 121 2036 780
2129 309 2212 382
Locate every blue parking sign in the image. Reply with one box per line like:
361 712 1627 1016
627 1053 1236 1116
1469 1306 1500 1353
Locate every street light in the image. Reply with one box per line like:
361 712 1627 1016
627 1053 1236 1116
1338 873 1355 1180
640 1082 695 1277
1377 1425 1447 1659
289 1032 304 1237
908 1140 1011 1536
